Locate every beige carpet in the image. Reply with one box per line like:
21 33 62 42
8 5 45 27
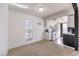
8 40 76 56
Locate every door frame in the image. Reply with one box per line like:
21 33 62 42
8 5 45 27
72 3 78 51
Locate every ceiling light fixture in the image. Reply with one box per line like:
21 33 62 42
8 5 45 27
11 3 28 9
38 7 44 12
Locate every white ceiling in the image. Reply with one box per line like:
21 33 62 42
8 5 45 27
8 3 73 18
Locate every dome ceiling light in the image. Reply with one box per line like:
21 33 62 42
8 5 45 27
38 7 44 12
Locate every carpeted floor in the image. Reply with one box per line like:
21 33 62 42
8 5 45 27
8 40 76 56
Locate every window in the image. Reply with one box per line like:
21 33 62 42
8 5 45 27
25 19 33 41
63 23 68 33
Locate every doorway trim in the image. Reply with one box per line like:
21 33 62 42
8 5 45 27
72 3 78 51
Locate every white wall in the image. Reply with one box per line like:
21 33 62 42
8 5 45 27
9 9 44 49
68 15 74 27
0 4 9 55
